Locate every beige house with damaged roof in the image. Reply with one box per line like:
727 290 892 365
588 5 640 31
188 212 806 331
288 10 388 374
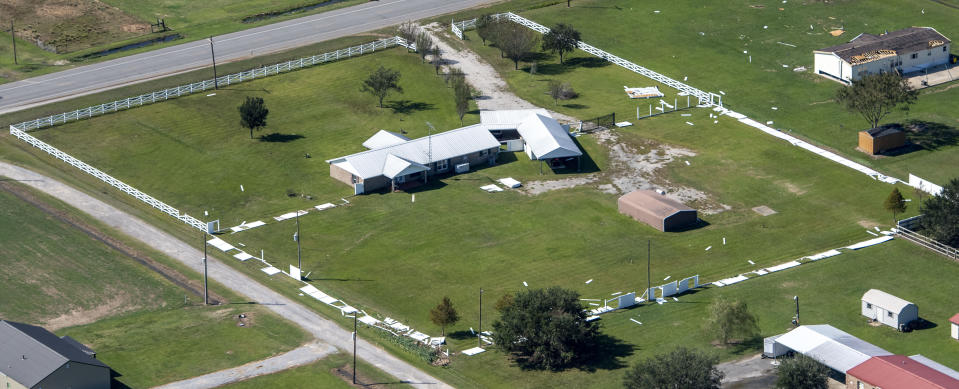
814 27 951 84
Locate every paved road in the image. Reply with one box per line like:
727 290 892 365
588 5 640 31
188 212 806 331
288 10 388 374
0 0 499 115
154 341 335 388
0 161 451 388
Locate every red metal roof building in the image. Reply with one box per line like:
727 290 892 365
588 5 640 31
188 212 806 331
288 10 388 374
846 355 959 389
950 313 959 340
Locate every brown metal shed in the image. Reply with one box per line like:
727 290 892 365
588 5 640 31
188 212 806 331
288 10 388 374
859 125 906 155
618 190 698 232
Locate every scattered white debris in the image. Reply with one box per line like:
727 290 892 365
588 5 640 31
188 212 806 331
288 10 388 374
867 230 879 236
793 66 807 72
771 107 778 110
782 64 789 68
766 121 774 125
705 246 712 251
874 227 880 232
685 160 691 166
683 76 688 81
615 121 633 128
777 41 797 47
720 90 726 95
748 260 755 265
723 237 727 245
630 318 642 325
585 279 593 284
672 297 679 302
664 276 671 281
681 113 691 117
523 281 528 287
654 10 660 13
611 292 623 296
207 93 216 97
714 120 718 124
763 25 768 29
463 347 486 356
240 184 245 192
589 303 599 306
686 121 694 126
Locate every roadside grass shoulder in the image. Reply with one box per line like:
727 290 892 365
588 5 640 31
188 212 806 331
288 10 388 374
217 352 413 389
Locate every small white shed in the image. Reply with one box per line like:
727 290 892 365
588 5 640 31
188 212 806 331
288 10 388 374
950 313 959 340
861 289 918 331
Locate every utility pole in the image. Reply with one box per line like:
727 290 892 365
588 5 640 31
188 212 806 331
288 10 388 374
793 296 800 326
209 36 218 89
647 240 651 300
352 314 357 384
478 288 484 348
203 233 209 305
10 20 17 65
295 211 302 275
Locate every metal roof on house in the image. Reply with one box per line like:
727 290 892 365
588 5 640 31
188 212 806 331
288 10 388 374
911 355 959 382
863 289 915 313
864 124 904 138
382 154 429 179
949 313 959 326
815 27 951 64
362 130 410 150
775 324 892 373
848 355 959 389
327 124 500 179
0 320 109 388
480 109 550 125
515 114 582 160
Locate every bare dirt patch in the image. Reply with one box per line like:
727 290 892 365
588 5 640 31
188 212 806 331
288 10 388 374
752 205 777 216
332 365 393 388
43 294 143 331
857 219 881 229
0 0 150 53
778 181 806 195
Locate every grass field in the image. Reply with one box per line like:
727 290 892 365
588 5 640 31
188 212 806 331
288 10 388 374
30 47 473 222
0 181 309 388
0 0 364 83
219 352 412 389
453 0 959 184
4 3 959 386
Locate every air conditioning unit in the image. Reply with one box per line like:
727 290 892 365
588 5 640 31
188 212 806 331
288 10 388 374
454 163 470 174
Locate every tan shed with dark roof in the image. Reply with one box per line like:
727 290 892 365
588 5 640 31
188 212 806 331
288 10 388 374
618 190 697 232
859 125 906 155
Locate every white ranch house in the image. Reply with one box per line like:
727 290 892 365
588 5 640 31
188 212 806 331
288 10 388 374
814 27 951 84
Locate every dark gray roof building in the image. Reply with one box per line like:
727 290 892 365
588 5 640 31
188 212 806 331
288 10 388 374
0 320 110 389
817 27 950 64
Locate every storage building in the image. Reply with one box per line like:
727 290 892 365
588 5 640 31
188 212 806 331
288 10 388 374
862 289 919 331
617 190 697 232
950 313 959 341
859 125 906 155
814 27 951 84
0 320 111 389
773 324 892 373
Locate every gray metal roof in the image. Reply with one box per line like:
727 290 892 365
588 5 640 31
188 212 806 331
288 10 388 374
0 320 109 387
863 289 915 313
515 114 583 160
327 124 500 179
362 130 410 150
480 108 549 125
775 324 892 373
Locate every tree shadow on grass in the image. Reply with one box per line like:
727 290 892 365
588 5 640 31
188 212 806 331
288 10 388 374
904 120 959 151
562 103 589 109
447 330 474 340
727 336 763 355
386 100 435 115
513 333 635 372
258 133 305 142
529 56 611 75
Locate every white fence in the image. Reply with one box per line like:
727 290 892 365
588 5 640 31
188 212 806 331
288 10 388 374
451 13 716 106
9 125 207 231
908 174 943 196
14 36 415 132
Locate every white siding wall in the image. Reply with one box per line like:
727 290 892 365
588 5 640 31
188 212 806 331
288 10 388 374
815 53 848 82
952 323 959 340
818 44 951 83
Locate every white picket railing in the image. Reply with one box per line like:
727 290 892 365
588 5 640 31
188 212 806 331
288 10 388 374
14 36 415 132
10 125 207 231
451 13 717 106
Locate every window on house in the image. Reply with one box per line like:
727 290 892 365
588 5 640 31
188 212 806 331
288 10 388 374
351 175 358 184
888 311 894 318
945 47 949 52
436 159 448 171
480 149 488 157
866 303 872 309
858 381 864 389
912 53 918 59
928 51 932 56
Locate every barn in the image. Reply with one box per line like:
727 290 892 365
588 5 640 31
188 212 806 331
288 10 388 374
862 289 919 331
858 125 906 155
617 190 697 232
814 27 951 84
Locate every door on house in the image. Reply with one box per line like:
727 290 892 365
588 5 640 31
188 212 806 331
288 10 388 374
396 175 407 184
876 307 884 321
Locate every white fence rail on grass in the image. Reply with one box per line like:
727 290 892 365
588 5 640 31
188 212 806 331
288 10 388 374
10 125 207 231
451 13 717 106
14 36 415 132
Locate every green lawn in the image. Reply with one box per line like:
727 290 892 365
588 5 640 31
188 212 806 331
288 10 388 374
0 0 365 83
0 182 309 388
218 353 412 389
454 0 959 184
31 47 474 222
63 305 309 388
